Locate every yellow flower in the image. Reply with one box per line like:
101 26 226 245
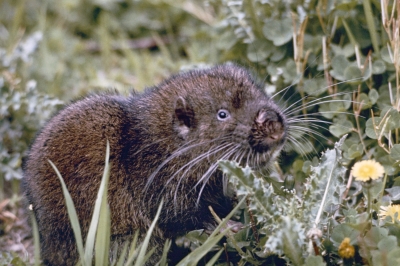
338 237 355 259
351 160 384 182
379 204 400 223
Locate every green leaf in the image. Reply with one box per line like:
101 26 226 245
269 45 287 62
133 199 163 266
369 89 379 104
391 144 400 160
86 141 111 265
372 60 387 74
115 243 129 266
386 187 400 201
378 236 398 252
330 43 355 57
368 108 400 140
331 224 360 245
185 230 209 245
282 59 301 83
95 199 111 265
246 39 273 62
329 120 353 138
177 197 247 266
30 213 41 266
387 248 400 265
158 240 171 266
281 216 304 266
303 255 326 266
365 117 379 139
263 17 293 46
329 55 350 81
336 0 358 10
372 246 400 266
48 160 85 265
311 135 348 227
363 181 385 201
303 78 328 96
364 227 389 249
345 143 364 159
344 65 362 82
204 249 224 266
358 93 372 110
381 45 393 64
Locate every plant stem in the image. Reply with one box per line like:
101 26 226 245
363 0 380 56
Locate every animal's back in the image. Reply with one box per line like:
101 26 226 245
23 94 142 265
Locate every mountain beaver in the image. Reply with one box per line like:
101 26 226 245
23 64 287 265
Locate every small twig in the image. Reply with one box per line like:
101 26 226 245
224 243 230 266
246 198 259 243
371 110 391 154
342 172 354 201
353 88 369 157
311 239 320 256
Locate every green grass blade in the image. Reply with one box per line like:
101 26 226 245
30 213 41 266
177 196 246 265
133 199 163 266
85 141 111 265
363 0 380 56
114 242 129 266
48 160 85 265
141 247 156 264
205 248 224 266
341 18 357 47
158 240 172 266
177 229 227 266
128 230 140 259
94 193 111 265
124 231 141 265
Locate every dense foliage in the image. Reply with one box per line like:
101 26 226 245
1 0 400 265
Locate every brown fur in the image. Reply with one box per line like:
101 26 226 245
23 64 287 265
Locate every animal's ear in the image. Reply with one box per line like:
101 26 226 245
174 97 195 136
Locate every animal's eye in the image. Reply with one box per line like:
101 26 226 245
217 109 230 121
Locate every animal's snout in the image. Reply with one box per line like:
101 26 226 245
249 109 286 152
256 109 285 142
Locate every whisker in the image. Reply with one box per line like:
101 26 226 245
170 142 235 206
145 138 222 190
283 93 354 116
288 126 330 140
288 111 359 120
285 135 315 160
194 145 240 204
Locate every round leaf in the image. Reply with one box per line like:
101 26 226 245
247 39 273 62
372 60 387 74
331 224 360 245
263 17 293 46
369 89 379 104
329 120 353 138
390 144 400 160
344 65 362 83
378 236 398 252
329 55 350 81
303 78 327 96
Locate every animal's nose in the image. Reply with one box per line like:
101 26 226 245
249 109 286 152
256 109 285 141
256 110 279 123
